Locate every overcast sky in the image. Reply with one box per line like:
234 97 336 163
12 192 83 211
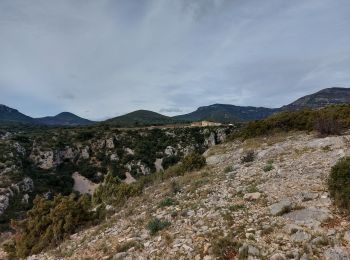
0 0 350 120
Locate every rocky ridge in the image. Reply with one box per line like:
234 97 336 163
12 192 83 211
21 132 350 259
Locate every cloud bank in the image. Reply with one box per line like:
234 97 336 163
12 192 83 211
0 0 350 120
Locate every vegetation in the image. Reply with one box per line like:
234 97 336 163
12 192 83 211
212 234 240 259
328 157 350 212
180 153 206 172
146 218 171 235
234 105 350 139
158 197 176 208
5 194 96 258
263 163 274 172
241 150 255 163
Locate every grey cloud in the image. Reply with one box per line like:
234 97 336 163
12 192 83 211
159 108 183 113
0 0 349 119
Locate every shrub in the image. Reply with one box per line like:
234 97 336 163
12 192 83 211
328 157 350 212
146 218 171 235
212 234 240 259
314 113 339 137
169 181 181 195
181 153 206 172
7 194 94 257
263 164 274 172
241 150 255 163
159 197 176 208
224 166 233 173
93 172 142 206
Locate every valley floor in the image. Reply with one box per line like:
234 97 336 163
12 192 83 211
14 132 350 259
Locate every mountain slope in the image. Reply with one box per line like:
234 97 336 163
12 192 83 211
281 87 350 111
174 104 277 123
24 132 350 259
0 104 35 124
104 110 177 126
36 112 94 126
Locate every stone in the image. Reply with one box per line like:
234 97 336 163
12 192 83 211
291 230 311 242
113 252 127 259
269 199 292 216
283 208 330 227
270 253 287 260
244 192 261 201
284 224 302 235
343 231 350 243
324 247 350 260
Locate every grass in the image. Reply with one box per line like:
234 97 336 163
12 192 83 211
263 163 274 172
158 197 176 207
146 218 171 235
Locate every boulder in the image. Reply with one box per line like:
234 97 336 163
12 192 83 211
269 199 292 216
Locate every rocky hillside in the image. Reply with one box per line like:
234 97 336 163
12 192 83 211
281 87 350 111
0 125 233 233
17 131 350 259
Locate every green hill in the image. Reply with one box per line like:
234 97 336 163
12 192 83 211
36 112 94 126
104 110 177 127
0 104 35 124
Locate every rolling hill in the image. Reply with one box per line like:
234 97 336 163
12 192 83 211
35 112 94 126
104 110 177 126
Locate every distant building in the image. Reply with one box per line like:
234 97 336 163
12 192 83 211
191 120 222 127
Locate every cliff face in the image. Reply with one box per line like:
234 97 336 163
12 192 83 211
281 87 350 111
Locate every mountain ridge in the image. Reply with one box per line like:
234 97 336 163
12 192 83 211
1 87 350 126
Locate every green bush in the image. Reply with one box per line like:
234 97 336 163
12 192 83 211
158 197 176 207
181 153 206 172
7 194 94 257
146 218 171 235
328 157 350 212
263 163 274 172
93 172 142 206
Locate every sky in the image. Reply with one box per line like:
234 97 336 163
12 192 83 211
0 0 350 120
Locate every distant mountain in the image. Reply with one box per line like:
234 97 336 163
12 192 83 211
281 87 350 111
36 112 94 126
174 104 277 123
104 110 177 126
0 104 35 124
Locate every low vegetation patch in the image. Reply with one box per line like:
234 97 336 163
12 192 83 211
241 150 255 163
158 197 176 207
328 157 350 212
263 163 274 172
212 234 240 260
146 218 171 235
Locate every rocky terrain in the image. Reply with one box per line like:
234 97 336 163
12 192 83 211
0 126 232 232
17 131 350 259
